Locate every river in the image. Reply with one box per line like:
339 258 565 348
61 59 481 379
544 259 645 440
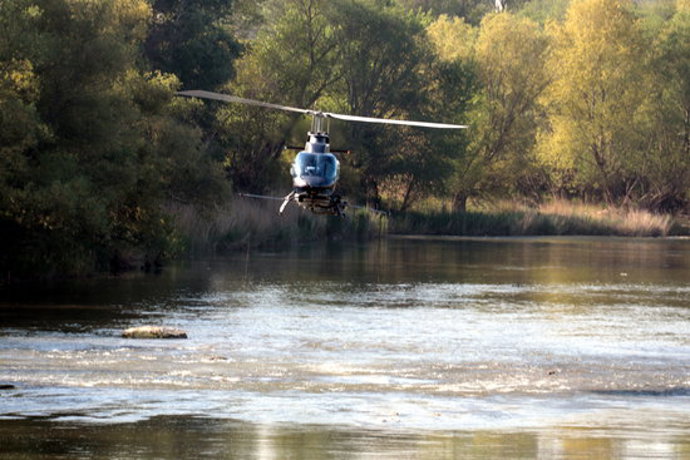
1 236 689 458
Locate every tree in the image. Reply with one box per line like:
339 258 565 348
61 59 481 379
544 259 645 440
518 0 569 23
395 0 531 23
145 0 241 89
396 0 491 24
537 0 649 205
218 0 453 210
328 1 460 210
636 0 690 210
429 12 549 210
0 0 229 277
0 0 157 275
215 0 342 192
427 14 477 61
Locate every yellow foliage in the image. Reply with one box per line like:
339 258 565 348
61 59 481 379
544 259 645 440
2 59 39 100
112 0 152 41
538 0 650 197
442 12 549 203
426 15 476 62
475 13 547 98
535 117 577 170
469 12 548 161
25 5 42 18
67 0 151 42
545 0 642 105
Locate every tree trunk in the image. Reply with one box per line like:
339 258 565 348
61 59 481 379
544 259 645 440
452 192 468 213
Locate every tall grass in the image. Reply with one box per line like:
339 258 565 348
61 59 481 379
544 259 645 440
167 196 388 255
538 200 674 236
390 199 677 237
168 197 678 258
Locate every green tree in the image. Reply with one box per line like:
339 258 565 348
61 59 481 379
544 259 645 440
0 0 229 277
518 0 569 23
218 0 455 211
0 0 156 275
397 0 486 23
429 12 548 211
330 1 456 210
0 1 48 274
216 0 342 192
145 0 241 89
396 0 531 23
537 0 650 205
637 0 690 210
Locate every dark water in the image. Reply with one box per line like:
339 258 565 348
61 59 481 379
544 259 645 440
1 236 689 458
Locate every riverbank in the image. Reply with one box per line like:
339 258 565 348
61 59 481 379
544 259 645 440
170 197 388 254
133 198 690 275
388 200 683 238
187 199 685 250
172 198 686 257
2 199 682 285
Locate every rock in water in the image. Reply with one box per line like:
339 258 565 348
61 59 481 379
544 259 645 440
122 325 187 339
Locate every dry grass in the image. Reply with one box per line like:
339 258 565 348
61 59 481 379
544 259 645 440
167 198 314 253
168 197 677 253
535 199 672 237
608 208 674 237
166 196 387 255
393 198 677 237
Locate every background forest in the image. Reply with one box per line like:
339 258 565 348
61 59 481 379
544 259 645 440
2 0 690 278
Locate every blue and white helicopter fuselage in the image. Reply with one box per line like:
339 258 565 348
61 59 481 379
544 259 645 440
283 132 345 216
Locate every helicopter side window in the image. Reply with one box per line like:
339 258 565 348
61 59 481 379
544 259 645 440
321 155 339 181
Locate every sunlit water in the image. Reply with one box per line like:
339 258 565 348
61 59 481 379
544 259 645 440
1 236 689 458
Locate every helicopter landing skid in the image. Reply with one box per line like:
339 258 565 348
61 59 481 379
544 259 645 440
280 193 347 217
279 191 296 215
309 194 347 217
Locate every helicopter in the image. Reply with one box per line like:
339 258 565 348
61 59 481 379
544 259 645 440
177 90 467 216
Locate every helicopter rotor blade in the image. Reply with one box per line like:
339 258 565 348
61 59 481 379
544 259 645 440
324 112 467 130
177 90 314 116
237 192 287 201
177 90 467 129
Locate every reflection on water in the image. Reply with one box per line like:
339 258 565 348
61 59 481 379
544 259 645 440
1 236 690 458
2 415 689 459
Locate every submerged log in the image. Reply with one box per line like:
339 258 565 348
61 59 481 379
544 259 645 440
0 384 16 390
121 325 187 339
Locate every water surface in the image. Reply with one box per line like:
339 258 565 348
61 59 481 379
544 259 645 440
1 236 689 458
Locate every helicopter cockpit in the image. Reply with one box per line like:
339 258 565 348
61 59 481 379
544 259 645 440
291 152 340 190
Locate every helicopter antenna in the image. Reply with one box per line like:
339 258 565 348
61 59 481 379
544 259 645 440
177 90 468 130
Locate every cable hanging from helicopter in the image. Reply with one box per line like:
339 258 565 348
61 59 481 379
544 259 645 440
177 90 467 217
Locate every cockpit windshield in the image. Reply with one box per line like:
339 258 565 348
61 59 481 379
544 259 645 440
291 152 339 186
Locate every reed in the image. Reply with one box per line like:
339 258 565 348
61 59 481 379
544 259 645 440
390 198 677 237
168 197 677 257
167 197 388 255
537 199 673 236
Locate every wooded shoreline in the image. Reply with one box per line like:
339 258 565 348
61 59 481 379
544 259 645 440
1 199 684 284
2 0 690 279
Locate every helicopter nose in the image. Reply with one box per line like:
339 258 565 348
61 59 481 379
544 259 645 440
294 175 334 188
